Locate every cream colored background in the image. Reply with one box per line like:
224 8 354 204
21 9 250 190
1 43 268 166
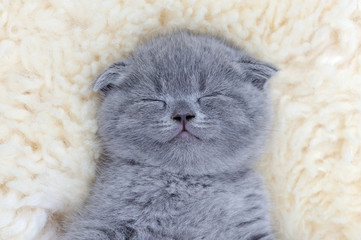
1 0 361 239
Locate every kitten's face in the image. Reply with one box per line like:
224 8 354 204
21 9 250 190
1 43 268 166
95 32 277 175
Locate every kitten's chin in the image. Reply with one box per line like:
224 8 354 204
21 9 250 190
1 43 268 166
155 148 240 176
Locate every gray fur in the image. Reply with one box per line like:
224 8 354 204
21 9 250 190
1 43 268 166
62 32 278 240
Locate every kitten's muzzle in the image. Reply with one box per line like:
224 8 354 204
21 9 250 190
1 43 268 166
171 110 200 140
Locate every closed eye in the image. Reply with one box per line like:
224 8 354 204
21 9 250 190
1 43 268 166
197 93 227 102
140 99 167 108
141 98 165 103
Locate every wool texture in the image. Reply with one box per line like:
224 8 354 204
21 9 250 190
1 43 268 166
1 0 361 239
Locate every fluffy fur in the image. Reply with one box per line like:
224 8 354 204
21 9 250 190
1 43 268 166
1 1 361 240
61 32 277 240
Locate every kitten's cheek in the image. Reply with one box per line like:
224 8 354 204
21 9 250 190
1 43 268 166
150 126 183 143
187 125 220 141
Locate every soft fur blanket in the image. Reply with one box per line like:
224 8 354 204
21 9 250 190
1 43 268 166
1 0 361 239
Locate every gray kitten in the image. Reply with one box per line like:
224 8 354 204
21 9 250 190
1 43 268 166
62 32 278 240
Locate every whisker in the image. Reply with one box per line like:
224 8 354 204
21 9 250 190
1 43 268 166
150 120 170 124
192 126 210 130
152 123 171 126
193 122 216 126
194 121 216 125
156 123 178 129
158 127 175 132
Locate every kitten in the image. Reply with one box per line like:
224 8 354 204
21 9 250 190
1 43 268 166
62 31 278 240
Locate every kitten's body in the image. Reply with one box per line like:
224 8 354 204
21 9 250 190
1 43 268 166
62 32 278 240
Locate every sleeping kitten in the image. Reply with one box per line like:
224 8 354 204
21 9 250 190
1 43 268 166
62 31 278 240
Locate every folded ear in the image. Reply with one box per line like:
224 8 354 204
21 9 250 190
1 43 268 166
234 58 278 90
93 61 129 93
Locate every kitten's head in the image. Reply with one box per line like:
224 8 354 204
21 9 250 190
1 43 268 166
94 32 277 175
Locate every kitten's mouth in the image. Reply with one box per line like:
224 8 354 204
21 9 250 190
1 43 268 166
172 127 200 141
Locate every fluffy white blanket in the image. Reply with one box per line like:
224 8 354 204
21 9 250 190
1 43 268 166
1 0 360 239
